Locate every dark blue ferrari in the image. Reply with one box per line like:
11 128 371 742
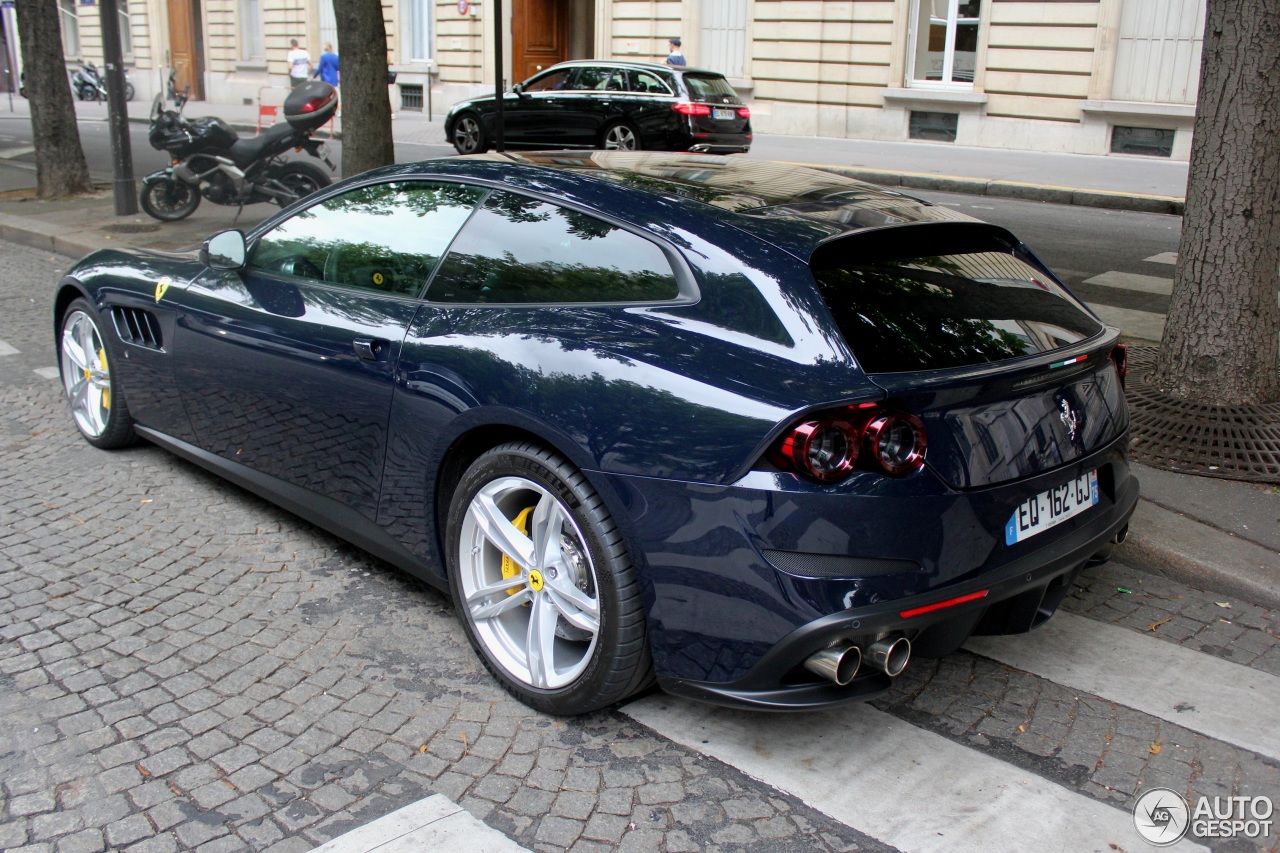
55 152 1137 714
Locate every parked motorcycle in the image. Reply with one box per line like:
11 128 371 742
139 79 338 222
72 62 135 102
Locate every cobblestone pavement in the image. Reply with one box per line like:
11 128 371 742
2 238 1278 853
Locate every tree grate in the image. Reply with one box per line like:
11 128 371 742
1126 346 1280 483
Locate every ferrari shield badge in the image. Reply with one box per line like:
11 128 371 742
154 276 172 303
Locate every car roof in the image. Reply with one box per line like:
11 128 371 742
540 59 726 77
381 152 979 259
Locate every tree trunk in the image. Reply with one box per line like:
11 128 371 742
14 0 92 198
1152 0 1280 405
332 0 396 178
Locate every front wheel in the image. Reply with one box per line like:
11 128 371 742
446 442 653 715
602 122 642 151
124 81 135 101
139 178 200 221
59 299 136 449
272 160 331 207
452 114 488 155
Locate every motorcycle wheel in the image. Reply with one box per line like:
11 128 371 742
125 82 135 101
273 161 331 207
139 179 200 222
77 85 94 101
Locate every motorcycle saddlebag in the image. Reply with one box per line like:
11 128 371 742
283 81 338 131
188 117 240 150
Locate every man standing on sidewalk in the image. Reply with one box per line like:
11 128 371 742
287 39 311 88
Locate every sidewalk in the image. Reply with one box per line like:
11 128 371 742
1 97 1275 614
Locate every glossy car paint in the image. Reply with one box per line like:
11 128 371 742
444 61 751 154
55 152 1137 710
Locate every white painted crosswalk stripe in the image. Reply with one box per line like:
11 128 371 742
1089 304 1166 340
1084 270 1174 295
1145 252 1179 265
0 339 18 356
966 611 1280 762
624 695 1208 853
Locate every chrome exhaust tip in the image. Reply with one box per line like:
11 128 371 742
803 643 862 686
1114 523 1129 545
866 636 911 677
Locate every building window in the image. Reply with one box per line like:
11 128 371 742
241 0 263 61
58 0 79 57
408 0 432 61
118 0 132 56
909 0 980 87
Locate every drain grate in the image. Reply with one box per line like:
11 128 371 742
1126 346 1280 482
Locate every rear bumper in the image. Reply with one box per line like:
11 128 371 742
656 471 1136 710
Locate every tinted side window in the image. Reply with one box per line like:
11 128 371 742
249 181 486 297
570 66 612 90
525 69 572 92
630 71 672 95
426 191 679 304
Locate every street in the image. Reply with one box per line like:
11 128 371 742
1 109 1277 853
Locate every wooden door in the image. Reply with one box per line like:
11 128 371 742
511 0 568 85
168 0 204 100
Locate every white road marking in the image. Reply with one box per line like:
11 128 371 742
0 145 36 160
1088 304 1166 340
1145 252 1178 265
967 611 1280 762
1083 270 1173 295
0 340 19 356
307 794 529 852
34 366 61 380
624 696 1206 853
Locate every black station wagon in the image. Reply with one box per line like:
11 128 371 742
445 60 752 155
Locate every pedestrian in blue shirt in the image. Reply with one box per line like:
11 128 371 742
666 38 686 67
313 43 340 87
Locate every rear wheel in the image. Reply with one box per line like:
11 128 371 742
59 299 136 449
446 442 653 714
124 81 136 101
139 178 200 221
602 122 642 151
452 114 488 155
273 160 330 206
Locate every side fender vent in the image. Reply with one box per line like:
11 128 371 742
111 307 164 350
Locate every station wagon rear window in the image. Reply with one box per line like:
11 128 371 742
684 74 739 102
811 235 1102 373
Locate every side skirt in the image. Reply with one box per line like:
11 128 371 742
135 426 448 591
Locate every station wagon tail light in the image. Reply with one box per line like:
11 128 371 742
1110 343 1127 390
769 405 927 482
737 106 751 118
673 101 712 116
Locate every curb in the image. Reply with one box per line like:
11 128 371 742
814 165 1185 216
1116 501 1280 611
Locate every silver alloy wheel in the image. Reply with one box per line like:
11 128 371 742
457 475 601 690
60 309 112 439
604 124 638 150
455 116 482 153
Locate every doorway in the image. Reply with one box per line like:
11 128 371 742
168 0 204 100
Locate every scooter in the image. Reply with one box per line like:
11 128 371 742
138 78 338 222
72 62 135 102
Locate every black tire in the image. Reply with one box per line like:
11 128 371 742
445 442 653 715
273 160 331 207
58 298 137 450
139 178 200 221
124 81 136 101
601 121 642 151
77 84 94 101
452 113 489 155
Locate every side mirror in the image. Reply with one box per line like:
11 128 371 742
512 83 526 97
201 229 247 270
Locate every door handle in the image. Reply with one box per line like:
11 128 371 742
352 338 390 362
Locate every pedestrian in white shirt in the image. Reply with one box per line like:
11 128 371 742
287 39 311 88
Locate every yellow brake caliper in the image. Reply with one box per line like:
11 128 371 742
501 506 536 596
97 347 110 410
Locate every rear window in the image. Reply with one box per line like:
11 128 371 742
684 74 739 102
812 244 1103 373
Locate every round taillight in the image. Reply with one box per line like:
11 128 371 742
777 418 859 482
864 413 927 476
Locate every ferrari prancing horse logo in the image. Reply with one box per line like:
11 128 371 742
154 276 172 303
